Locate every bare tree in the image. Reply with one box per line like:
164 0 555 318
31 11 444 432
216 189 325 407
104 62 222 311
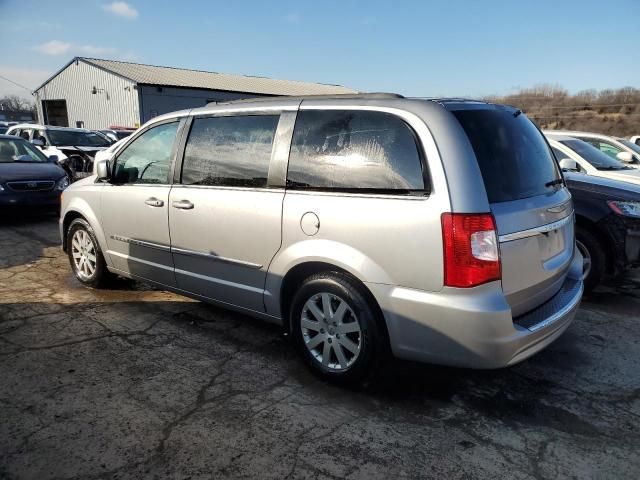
0 94 35 112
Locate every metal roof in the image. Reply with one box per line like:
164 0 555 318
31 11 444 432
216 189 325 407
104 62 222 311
35 57 356 96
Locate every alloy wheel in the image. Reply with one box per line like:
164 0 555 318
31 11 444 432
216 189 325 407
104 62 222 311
576 239 592 281
301 293 362 370
71 229 97 280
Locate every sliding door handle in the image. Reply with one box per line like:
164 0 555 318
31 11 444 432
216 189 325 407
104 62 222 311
145 197 164 207
172 199 194 210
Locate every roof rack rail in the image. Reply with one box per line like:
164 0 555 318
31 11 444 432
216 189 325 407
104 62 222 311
207 92 404 106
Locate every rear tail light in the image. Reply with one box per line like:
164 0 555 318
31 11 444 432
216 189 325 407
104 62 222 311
441 213 501 288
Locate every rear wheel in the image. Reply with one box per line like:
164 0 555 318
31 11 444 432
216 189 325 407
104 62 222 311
290 272 386 384
67 218 112 288
576 226 606 293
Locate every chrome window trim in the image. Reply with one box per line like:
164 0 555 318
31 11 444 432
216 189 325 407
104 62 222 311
171 246 263 269
170 184 282 193
498 213 574 243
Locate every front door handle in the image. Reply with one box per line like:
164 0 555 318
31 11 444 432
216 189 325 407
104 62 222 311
145 197 164 207
172 199 194 210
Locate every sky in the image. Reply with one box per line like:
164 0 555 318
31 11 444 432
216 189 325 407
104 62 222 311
0 0 638 101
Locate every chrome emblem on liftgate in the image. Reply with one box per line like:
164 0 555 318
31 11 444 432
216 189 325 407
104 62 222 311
547 201 570 214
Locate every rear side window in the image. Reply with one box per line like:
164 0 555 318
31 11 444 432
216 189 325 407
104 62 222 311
452 109 562 203
181 115 279 188
287 110 426 193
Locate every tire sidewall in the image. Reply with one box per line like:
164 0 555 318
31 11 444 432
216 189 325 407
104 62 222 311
67 218 106 287
290 273 382 383
576 226 606 293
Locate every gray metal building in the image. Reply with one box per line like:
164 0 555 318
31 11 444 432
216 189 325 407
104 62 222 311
33 57 356 129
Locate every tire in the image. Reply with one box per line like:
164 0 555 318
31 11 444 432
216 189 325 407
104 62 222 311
67 218 112 288
576 226 606 293
290 272 386 384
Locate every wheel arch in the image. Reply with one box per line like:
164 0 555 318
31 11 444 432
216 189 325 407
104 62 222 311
275 261 390 347
575 214 615 273
61 200 109 258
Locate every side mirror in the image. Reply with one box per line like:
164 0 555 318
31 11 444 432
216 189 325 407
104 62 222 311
48 155 59 164
559 158 579 171
617 151 633 163
31 138 44 147
96 159 111 180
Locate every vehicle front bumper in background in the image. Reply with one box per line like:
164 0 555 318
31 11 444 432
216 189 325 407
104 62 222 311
367 249 584 369
600 214 640 269
0 190 61 208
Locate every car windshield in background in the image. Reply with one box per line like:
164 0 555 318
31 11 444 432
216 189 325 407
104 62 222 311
560 139 631 170
115 131 133 140
0 128 7 135
0 138 49 163
48 130 111 147
452 109 562 203
618 138 640 157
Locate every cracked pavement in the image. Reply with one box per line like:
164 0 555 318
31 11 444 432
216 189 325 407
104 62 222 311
1 215 639 479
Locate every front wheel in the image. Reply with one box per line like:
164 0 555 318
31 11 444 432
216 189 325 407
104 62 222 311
67 218 112 288
290 272 386 384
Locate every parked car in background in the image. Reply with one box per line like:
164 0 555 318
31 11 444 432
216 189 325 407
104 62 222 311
630 135 640 147
548 130 640 168
546 134 640 186
92 137 128 173
0 134 69 213
561 170 640 292
100 129 135 142
6 123 111 180
60 94 583 383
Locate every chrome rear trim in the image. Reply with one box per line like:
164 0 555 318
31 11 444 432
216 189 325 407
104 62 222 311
498 213 574 243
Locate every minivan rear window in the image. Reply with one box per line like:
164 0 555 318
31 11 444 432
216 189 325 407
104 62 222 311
287 110 426 194
452 109 562 203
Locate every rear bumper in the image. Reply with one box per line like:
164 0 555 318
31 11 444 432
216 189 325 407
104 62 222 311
367 250 583 369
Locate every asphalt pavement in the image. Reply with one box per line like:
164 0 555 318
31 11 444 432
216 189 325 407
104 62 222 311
1 215 639 479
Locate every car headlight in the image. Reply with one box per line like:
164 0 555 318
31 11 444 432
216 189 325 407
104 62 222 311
55 176 70 191
0 184 4 192
608 201 640 218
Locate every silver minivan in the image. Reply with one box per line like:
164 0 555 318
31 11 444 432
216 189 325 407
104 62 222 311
60 94 583 383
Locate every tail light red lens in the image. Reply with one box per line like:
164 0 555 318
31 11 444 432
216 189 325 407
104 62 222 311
441 213 501 288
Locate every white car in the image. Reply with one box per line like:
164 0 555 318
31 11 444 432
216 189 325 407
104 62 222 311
630 135 640 147
545 130 640 169
546 134 640 186
92 137 128 173
6 123 111 179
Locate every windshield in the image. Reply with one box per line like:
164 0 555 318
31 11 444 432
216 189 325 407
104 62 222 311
452 108 562 203
0 127 7 135
617 138 640 158
0 138 49 163
560 139 631 170
48 129 111 147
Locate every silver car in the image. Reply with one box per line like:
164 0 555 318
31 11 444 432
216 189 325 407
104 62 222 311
60 94 583 383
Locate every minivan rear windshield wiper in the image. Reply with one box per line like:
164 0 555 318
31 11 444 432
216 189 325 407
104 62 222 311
545 178 563 188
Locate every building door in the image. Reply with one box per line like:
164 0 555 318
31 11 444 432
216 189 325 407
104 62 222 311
42 100 68 127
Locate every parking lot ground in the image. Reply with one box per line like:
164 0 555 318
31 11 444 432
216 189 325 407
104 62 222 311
1 215 639 480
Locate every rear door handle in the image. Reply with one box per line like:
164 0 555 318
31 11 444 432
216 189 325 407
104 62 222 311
172 199 194 210
145 197 164 207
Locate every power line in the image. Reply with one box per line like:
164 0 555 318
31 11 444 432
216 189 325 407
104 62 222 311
0 74 33 93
